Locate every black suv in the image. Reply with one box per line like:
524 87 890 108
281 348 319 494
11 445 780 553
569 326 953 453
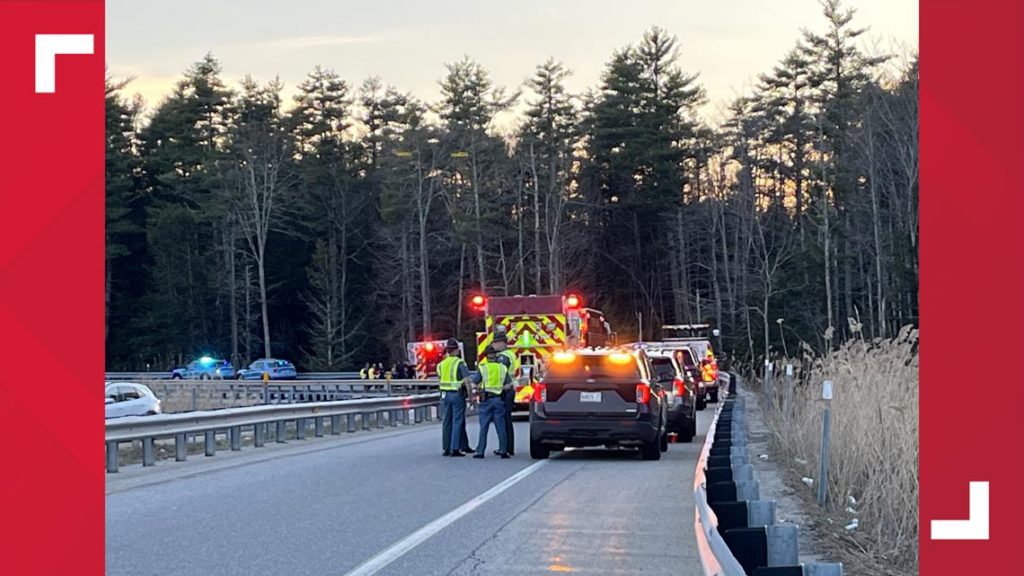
529 349 668 460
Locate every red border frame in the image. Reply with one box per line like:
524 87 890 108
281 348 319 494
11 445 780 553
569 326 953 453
3 1 1021 574
0 1 105 573
920 0 1023 573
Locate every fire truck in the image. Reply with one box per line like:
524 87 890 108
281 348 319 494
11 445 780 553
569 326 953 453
471 292 615 410
406 339 465 379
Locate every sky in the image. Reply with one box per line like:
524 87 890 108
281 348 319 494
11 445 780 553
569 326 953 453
107 0 918 129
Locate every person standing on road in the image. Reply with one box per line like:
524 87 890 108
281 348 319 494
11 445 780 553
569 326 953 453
438 339 473 457
474 345 511 459
359 363 369 379
491 326 519 456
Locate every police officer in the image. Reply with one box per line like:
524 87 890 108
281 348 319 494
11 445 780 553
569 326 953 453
437 339 473 457
491 326 519 456
474 345 511 459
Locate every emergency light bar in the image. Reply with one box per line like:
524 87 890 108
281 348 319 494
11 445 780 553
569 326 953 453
661 324 711 330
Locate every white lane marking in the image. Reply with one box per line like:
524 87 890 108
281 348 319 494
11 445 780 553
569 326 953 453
343 459 550 576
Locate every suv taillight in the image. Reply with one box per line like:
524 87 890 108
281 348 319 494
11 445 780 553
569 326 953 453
533 383 547 403
673 378 685 397
636 383 651 404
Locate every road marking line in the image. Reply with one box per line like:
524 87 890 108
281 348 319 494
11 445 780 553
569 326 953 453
343 459 550 576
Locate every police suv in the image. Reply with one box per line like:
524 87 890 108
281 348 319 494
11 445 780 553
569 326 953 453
528 348 668 460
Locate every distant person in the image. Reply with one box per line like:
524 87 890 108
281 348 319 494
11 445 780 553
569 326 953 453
490 326 519 456
474 345 511 459
359 363 369 379
437 338 472 457
367 364 377 380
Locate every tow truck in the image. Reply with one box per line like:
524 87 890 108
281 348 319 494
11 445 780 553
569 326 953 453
470 292 616 411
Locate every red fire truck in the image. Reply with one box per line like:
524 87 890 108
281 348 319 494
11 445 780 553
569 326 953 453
471 292 615 410
406 339 464 379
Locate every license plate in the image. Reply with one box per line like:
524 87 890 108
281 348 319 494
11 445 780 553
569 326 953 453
580 391 602 403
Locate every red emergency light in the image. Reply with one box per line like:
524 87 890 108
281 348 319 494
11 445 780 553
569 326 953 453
424 342 435 352
565 293 582 309
470 294 487 312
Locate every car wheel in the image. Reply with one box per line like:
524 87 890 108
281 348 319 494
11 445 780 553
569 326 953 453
201 373 211 381
641 438 662 461
709 389 718 403
680 416 696 443
530 439 550 460
171 373 182 380
659 431 669 452
696 396 707 411
236 374 245 380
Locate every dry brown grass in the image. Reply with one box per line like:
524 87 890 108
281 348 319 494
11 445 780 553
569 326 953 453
759 325 918 574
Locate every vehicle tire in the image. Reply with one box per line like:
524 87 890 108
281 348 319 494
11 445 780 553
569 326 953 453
709 389 719 403
696 396 707 411
641 438 662 461
530 439 550 460
680 416 696 443
171 373 182 380
236 374 244 380
659 431 669 452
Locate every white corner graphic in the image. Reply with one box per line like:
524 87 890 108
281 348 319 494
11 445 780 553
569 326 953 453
931 481 989 540
35 34 94 93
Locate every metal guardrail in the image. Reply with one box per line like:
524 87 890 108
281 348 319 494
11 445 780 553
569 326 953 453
694 375 843 576
106 371 364 381
105 394 440 473
694 380 747 576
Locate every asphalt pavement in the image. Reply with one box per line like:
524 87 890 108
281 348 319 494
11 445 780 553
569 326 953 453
106 408 714 576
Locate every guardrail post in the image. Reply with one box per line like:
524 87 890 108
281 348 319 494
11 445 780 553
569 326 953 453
106 441 119 473
142 438 156 466
296 418 307 440
818 380 833 507
230 426 241 451
347 414 357 433
330 415 341 435
390 409 399 427
192 387 198 411
414 407 423 424
314 417 324 437
205 430 216 456
362 413 371 430
276 420 287 443
175 433 187 461
254 424 265 447
783 365 794 417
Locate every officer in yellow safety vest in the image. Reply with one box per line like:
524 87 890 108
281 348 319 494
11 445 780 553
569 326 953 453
359 363 369 379
491 326 519 456
437 338 474 457
474 345 511 459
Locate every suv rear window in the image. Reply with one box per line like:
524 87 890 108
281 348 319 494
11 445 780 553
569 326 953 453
649 357 676 380
544 354 640 380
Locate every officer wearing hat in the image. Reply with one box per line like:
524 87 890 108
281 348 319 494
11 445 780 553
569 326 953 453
474 345 511 458
437 338 473 457
490 325 519 456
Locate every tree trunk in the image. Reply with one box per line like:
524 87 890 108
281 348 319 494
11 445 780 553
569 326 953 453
257 253 271 359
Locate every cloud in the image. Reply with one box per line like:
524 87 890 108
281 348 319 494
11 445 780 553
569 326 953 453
247 35 382 50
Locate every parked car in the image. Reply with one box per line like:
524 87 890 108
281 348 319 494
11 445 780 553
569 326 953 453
623 342 707 409
237 358 297 381
529 348 668 460
171 357 235 380
646 350 697 442
105 382 161 418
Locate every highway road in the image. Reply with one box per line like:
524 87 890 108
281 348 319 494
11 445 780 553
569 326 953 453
106 409 714 576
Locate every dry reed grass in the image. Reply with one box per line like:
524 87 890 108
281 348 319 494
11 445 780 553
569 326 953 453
760 325 918 574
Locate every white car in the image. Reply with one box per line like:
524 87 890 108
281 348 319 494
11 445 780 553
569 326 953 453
105 382 161 418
